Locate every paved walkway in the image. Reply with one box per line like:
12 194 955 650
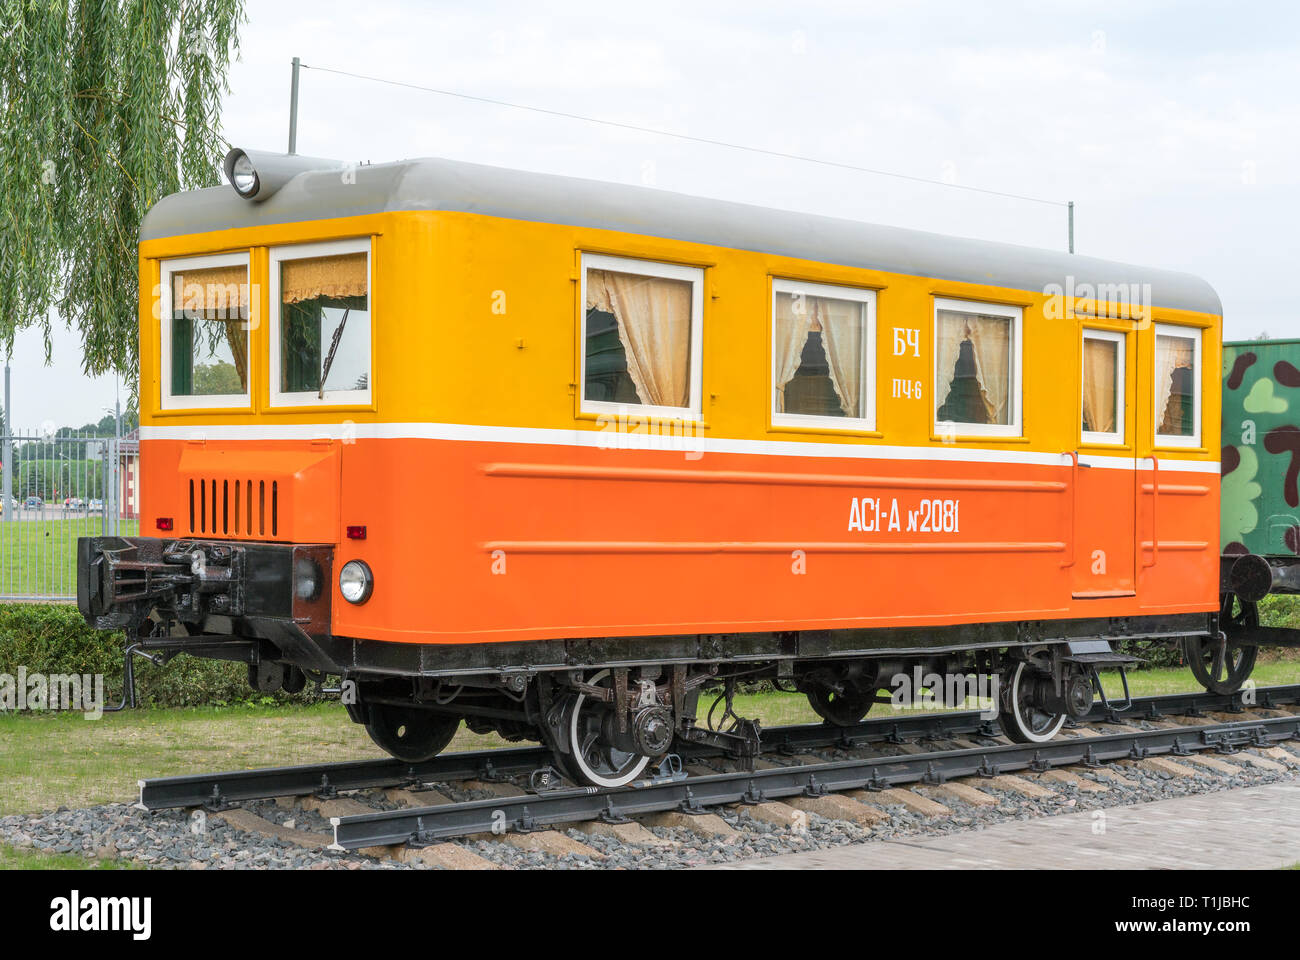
708 780 1300 869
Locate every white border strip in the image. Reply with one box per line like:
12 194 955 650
140 421 1221 474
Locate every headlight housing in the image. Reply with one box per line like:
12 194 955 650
222 147 346 203
229 152 259 197
339 560 373 604
293 556 322 601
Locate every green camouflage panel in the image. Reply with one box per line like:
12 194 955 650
1221 339 1300 556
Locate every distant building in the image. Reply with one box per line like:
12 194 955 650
118 428 139 519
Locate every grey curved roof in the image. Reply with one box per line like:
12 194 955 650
141 156 1221 315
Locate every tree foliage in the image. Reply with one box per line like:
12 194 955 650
0 0 246 386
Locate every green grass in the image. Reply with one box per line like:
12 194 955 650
0 517 138 597
0 701 510 816
0 844 140 870
1097 654 1300 699
4 657 1299 818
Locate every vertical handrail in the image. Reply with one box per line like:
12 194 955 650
1061 451 1078 569
1142 455 1160 567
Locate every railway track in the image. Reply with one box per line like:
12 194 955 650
138 685 1300 859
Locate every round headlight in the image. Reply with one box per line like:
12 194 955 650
230 153 259 197
339 560 373 604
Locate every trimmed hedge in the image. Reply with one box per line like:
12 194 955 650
1116 637 1183 669
0 603 325 708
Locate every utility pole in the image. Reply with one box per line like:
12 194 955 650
288 56 301 154
113 379 121 536
1068 200 1075 254
2 364 11 523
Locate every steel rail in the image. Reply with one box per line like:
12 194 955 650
137 684 1300 811
141 704 1005 809
138 745 551 810
329 713 1300 849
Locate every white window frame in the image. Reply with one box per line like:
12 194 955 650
932 296 1023 439
770 278 876 431
159 252 252 411
269 237 373 408
1153 322 1202 449
579 253 705 422
1080 328 1126 446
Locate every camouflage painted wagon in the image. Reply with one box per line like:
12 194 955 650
1221 338 1300 558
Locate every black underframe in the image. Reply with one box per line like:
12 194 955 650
174 610 1213 681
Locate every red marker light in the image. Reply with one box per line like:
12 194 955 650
156 517 174 531
346 525 367 540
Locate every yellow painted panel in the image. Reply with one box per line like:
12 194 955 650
138 209 1221 462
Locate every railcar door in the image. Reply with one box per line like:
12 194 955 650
1071 327 1137 597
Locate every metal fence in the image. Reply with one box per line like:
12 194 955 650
0 430 134 602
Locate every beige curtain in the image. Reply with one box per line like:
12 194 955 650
1082 338 1118 433
282 253 367 304
773 292 815 413
933 310 967 413
967 314 1013 421
934 309 1011 424
1156 333 1194 433
174 265 249 385
587 268 692 408
966 314 1011 425
816 297 863 417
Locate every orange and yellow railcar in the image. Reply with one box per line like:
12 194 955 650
80 148 1229 785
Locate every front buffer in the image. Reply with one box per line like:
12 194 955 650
77 535 337 687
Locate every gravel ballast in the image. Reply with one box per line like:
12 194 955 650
3 741 1298 870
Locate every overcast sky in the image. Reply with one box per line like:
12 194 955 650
9 0 1298 429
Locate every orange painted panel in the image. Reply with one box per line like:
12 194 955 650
142 436 1218 645
1070 461 1137 597
157 444 340 543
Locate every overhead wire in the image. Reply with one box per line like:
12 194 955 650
298 62 1069 210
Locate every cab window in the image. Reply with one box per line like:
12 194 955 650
270 238 372 406
160 253 251 409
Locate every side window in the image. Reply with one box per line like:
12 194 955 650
1154 323 1201 447
160 253 251 409
771 279 875 430
933 297 1022 438
580 253 704 419
1081 328 1125 444
270 238 372 406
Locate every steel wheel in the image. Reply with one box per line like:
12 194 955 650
806 686 875 726
364 703 460 762
999 662 1066 744
560 670 652 788
1185 634 1257 695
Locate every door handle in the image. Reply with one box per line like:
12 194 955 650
1142 455 1159 567
1062 452 1078 569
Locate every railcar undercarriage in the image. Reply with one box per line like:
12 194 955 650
326 640 1146 786
78 534 1300 787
